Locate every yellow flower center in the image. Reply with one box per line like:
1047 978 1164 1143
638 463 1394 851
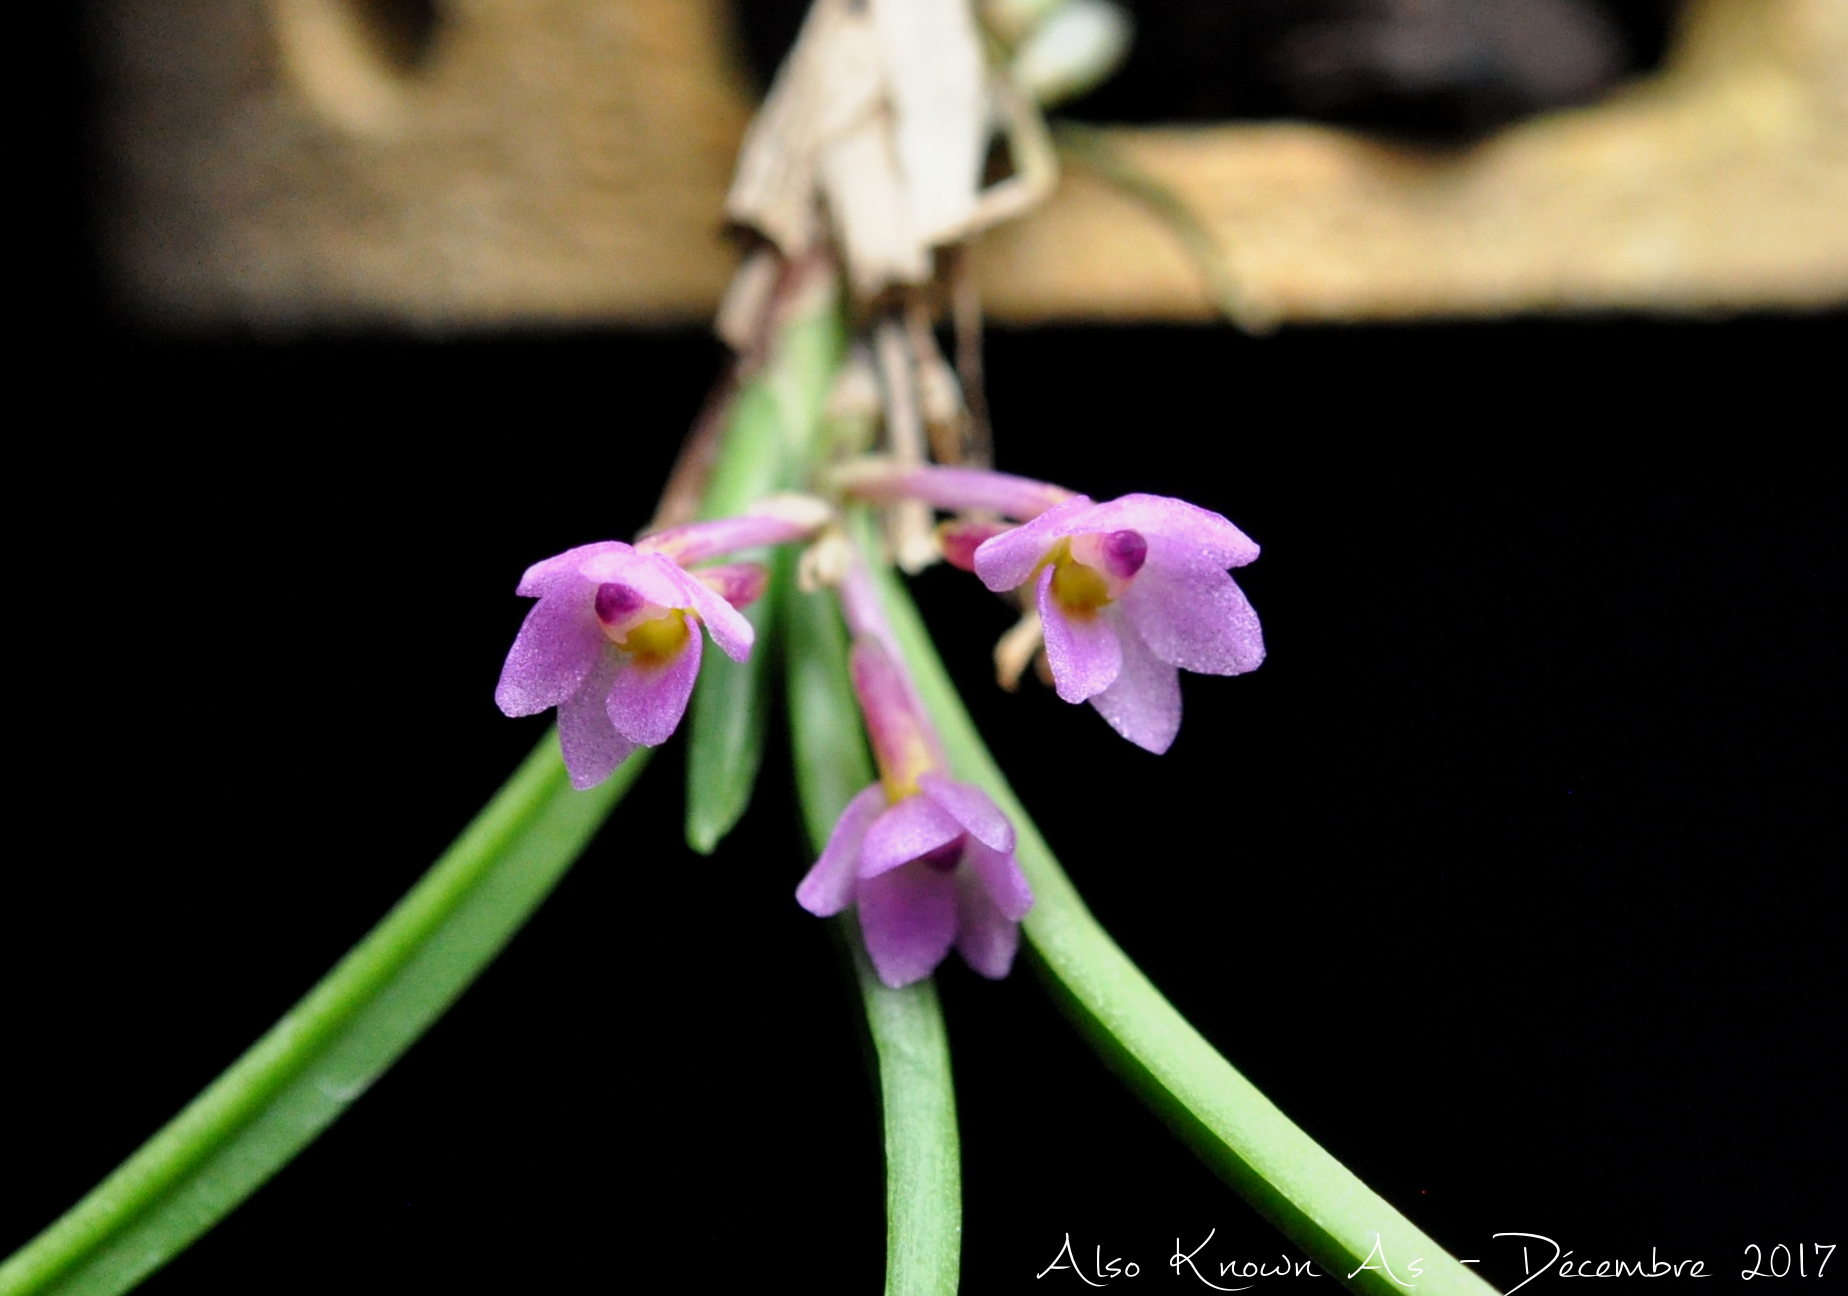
618 611 691 667
1041 539 1113 618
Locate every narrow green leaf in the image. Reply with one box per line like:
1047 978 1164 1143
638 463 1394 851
782 550 873 850
861 525 1495 1296
684 296 846 853
857 964 961 1296
685 374 782 854
0 739 647 1296
683 594 774 855
782 570 962 1296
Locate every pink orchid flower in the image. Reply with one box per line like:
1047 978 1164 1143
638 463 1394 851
973 494 1265 754
495 542 756 789
497 501 830 788
797 768 1032 988
797 581 1031 987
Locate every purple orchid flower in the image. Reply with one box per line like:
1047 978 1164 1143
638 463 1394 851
497 502 832 788
796 570 1032 987
973 494 1265 754
495 542 756 790
796 768 1033 988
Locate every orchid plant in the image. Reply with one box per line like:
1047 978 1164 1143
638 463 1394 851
3 4 1504 1295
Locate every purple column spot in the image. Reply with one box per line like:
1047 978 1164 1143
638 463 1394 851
594 582 645 625
1102 530 1148 580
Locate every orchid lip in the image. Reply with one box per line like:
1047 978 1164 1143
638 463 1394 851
618 610 692 667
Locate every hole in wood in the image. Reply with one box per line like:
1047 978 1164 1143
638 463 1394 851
339 0 442 74
272 0 443 135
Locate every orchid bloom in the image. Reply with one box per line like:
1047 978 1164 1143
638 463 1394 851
796 571 1031 987
797 765 1032 988
972 494 1265 755
495 542 754 789
841 465 1266 755
496 499 829 789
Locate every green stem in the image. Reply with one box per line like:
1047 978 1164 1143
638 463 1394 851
0 740 646 1296
863 528 1496 1296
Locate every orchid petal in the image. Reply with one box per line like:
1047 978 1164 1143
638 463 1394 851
858 862 959 988
637 506 823 566
971 495 1098 591
679 566 756 663
604 614 702 746
494 584 605 717
1120 551 1266 676
554 651 637 789
691 562 770 610
577 547 687 609
917 773 1014 852
796 784 886 916
514 541 628 598
861 795 963 879
954 840 1032 978
845 463 1075 520
966 839 1034 923
1089 616 1183 754
1037 566 1121 704
1070 493 1260 570
937 518 1013 572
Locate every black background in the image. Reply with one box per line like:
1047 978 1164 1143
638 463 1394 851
18 3 1841 1288
7 315 1838 1294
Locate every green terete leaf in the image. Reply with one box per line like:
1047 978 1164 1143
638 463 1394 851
782 560 962 1296
684 295 845 853
0 739 647 1296
859 513 1497 1296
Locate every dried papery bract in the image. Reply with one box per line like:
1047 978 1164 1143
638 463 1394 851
727 0 1056 300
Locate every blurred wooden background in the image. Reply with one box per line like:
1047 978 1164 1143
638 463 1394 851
96 0 1847 327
